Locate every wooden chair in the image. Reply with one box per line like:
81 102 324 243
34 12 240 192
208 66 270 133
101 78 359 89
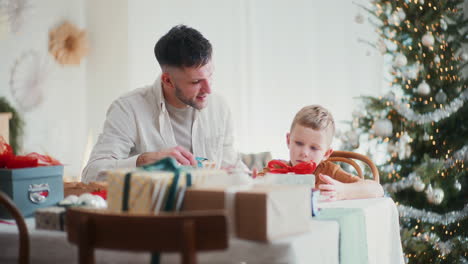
66 208 228 264
0 191 29 264
329 151 380 183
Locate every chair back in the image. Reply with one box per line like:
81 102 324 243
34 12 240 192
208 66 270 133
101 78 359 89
66 208 228 264
329 151 379 183
0 191 29 264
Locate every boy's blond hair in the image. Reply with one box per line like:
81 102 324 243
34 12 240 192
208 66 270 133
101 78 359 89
290 105 335 144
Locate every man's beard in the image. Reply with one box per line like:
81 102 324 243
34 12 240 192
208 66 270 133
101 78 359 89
175 85 205 110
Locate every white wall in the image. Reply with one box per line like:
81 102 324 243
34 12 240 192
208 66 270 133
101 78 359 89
0 0 87 179
85 0 129 147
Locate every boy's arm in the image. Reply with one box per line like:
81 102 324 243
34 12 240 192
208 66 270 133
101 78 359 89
318 174 384 201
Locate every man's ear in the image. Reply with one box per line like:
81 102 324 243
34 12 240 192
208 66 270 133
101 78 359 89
286 133 291 148
323 148 334 160
161 72 174 89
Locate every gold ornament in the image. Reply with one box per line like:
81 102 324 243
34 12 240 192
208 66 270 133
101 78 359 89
49 21 88 65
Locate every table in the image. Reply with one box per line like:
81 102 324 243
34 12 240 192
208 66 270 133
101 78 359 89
0 197 404 264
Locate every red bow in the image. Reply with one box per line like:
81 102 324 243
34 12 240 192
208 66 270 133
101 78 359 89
267 160 317 174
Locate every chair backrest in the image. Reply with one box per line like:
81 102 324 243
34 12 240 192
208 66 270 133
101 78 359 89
0 191 29 264
329 151 380 183
66 208 228 264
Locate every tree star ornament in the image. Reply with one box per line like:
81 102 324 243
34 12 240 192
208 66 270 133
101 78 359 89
417 81 431 95
49 21 88 65
422 32 435 47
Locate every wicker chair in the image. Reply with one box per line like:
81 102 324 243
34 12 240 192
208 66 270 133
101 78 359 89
0 191 29 264
329 151 380 183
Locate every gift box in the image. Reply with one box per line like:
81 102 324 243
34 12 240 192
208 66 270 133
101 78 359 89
0 165 64 219
183 185 312 242
35 206 67 231
105 162 229 214
236 185 312 241
106 169 175 214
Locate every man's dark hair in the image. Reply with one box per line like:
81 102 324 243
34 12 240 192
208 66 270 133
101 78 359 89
154 25 212 68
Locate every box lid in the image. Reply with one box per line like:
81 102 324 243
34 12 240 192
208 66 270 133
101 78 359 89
0 165 64 181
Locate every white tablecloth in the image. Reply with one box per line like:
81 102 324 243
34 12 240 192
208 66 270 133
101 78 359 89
0 197 403 264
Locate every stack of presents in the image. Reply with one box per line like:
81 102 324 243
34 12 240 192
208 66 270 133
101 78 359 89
0 138 318 243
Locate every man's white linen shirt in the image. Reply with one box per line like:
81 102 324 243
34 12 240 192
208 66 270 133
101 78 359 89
82 76 240 182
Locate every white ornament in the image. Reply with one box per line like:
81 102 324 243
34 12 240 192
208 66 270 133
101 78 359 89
434 55 441 64
413 178 426 192
355 14 364 24
77 193 95 205
373 119 393 137
440 19 448 31
423 132 430 141
394 53 408 67
419 0 424 4
417 81 431 95
460 52 468 61
422 32 435 47
454 180 461 191
425 184 434 202
432 188 444 205
435 89 447 103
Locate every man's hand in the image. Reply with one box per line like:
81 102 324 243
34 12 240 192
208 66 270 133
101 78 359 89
136 146 197 167
317 173 347 201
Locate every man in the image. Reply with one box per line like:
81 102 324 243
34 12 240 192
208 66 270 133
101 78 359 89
82 25 243 182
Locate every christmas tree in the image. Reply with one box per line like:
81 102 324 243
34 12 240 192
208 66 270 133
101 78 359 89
345 0 468 263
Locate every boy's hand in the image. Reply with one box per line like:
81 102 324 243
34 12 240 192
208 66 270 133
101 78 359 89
318 173 346 201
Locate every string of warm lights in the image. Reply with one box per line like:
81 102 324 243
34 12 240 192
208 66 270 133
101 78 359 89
398 204 468 225
391 89 468 125
404 232 467 259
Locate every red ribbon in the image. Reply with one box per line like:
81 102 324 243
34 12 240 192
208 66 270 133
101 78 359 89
1 136 62 169
267 160 317 174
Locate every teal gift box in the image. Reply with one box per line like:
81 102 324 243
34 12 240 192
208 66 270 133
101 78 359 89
0 165 64 219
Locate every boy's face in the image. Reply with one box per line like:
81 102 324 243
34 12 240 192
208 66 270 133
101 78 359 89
286 124 333 166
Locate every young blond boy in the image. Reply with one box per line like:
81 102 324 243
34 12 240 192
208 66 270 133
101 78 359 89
259 105 384 201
